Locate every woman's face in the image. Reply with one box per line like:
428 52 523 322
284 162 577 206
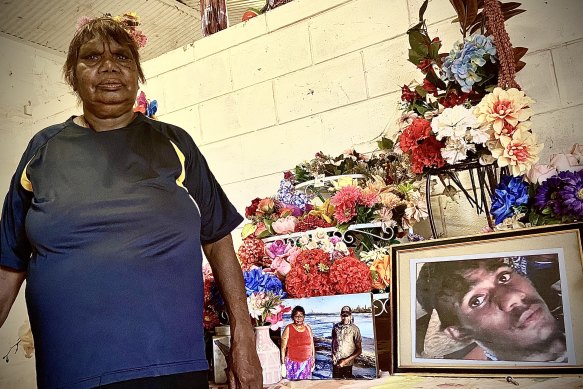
292 311 305 325
74 37 139 117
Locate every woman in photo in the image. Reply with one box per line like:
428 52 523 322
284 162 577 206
280 306 315 380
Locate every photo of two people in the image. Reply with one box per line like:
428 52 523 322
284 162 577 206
281 292 378 380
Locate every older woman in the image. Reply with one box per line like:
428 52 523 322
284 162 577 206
0 15 261 389
280 306 315 380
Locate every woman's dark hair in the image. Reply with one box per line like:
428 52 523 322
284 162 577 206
63 16 146 92
291 306 305 317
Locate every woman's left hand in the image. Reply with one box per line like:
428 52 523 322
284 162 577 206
228 332 262 389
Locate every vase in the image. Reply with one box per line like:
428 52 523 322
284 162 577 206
254 325 281 385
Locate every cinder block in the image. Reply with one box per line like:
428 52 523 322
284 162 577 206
195 14 268 60
230 22 312 91
531 104 583 160
309 0 409 64
199 81 277 144
266 0 351 32
320 93 399 155
141 75 168 115
515 50 561 114
157 106 202 144
274 52 367 123
408 0 457 26
507 0 583 54
239 115 325 179
222 173 283 216
142 44 195 78
363 35 417 97
436 193 493 237
163 53 232 111
199 137 244 184
553 40 583 107
32 92 77 121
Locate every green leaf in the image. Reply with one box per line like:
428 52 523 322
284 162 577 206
415 85 428 98
429 41 441 60
408 30 430 55
377 137 394 150
413 102 428 115
337 223 350 234
408 49 424 65
241 223 257 239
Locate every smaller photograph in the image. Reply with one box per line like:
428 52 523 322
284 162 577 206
281 292 377 380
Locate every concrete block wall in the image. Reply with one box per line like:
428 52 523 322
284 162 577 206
0 0 582 385
141 0 583 240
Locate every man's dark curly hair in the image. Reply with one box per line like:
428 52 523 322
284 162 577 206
416 259 507 330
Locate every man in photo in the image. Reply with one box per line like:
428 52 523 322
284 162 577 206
331 306 362 378
416 256 567 362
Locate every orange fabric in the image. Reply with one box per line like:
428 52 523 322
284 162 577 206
287 325 312 362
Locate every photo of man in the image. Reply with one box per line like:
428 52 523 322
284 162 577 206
331 306 363 378
415 253 568 363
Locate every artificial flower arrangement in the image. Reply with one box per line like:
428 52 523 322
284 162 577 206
203 263 224 330
490 144 583 229
2 320 34 363
238 227 399 299
396 0 543 177
134 91 158 119
77 12 148 48
240 141 427 242
243 267 290 330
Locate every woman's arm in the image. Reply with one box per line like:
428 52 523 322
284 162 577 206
0 266 26 328
280 326 289 364
203 234 262 389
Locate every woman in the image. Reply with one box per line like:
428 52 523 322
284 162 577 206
0 15 261 389
280 306 315 380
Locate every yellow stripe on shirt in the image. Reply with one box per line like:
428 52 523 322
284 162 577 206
20 161 33 192
170 141 186 188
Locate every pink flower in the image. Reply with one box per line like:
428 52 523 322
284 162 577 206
256 198 275 217
272 216 297 234
489 130 544 176
570 144 583 163
359 189 379 207
525 164 558 184
271 257 292 276
549 153 582 172
265 240 291 259
474 87 534 136
331 185 362 224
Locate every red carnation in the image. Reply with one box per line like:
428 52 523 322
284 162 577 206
400 85 417 103
410 135 446 173
237 237 266 270
399 118 432 153
245 197 261 218
294 214 333 232
417 59 433 73
329 256 372 295
285 249 334 298
422 79 438 97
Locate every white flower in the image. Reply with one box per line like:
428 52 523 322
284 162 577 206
440 137 476 165
431 105 481 141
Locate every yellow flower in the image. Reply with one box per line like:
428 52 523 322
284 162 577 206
490 129 544 176
370 255 391 290
308 199 335 224
474 87 534 137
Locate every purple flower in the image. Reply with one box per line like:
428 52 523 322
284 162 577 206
533 174 563 215
491 175 529 225
265 240 291 259
559 170 583 218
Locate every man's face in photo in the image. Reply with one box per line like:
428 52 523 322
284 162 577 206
454 263 560 352
341 311 351 325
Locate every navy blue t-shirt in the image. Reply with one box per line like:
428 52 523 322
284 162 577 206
0 113 242 388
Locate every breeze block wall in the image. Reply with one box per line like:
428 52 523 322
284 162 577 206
141 0 583 240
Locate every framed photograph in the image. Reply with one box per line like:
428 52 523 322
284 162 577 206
281 292 378 380
391 223 583 375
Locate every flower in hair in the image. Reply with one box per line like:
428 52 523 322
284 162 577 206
75 12 148 49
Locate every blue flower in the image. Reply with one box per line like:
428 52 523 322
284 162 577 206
491 175 529 225
147 99 158 118
275 180 312 210
441 34 497 93
243 267 286 297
